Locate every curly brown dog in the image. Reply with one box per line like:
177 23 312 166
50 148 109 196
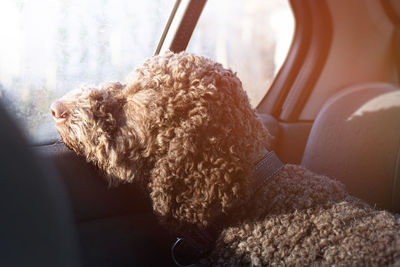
51 51 400 266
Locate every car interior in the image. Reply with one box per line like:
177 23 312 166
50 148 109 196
0 0 399 266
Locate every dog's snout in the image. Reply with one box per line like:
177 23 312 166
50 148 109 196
50 101 68 123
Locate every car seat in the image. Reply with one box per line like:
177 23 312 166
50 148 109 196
0 103 80 267
302 83 400 212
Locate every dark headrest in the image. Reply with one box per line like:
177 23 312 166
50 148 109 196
302 83 400 211
0 103 80 267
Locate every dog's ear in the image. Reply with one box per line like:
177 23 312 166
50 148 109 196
147 69 271 231
149 129 249 230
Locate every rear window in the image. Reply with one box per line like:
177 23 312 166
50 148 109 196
0 0 174 143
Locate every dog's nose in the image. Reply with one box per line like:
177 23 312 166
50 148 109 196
50 101 68 123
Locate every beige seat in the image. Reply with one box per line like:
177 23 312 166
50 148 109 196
302 83 400 211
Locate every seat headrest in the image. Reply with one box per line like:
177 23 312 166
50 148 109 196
302 83 400 211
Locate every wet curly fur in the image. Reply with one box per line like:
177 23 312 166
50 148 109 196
52 51 400 265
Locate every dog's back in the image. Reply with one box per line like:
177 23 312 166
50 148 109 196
207 164 400 266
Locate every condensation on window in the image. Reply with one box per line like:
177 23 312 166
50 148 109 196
0 0 173 143
187 0 294 107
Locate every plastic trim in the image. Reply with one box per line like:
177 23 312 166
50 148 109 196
257 0 333 123
257 0 310 117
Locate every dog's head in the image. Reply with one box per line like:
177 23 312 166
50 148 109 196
51 51 271 230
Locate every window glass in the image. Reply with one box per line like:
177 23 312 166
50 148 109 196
0 0 174 143
187 0 294 106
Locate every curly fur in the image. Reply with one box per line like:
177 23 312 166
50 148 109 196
52 51 400 266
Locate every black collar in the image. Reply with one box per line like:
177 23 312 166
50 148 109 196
171 150 284 266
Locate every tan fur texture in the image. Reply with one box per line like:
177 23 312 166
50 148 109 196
52 51 400 266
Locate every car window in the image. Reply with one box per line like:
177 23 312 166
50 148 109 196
187 0 294 107
0 0 174 143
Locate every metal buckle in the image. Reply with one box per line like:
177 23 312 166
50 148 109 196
171 238 197 267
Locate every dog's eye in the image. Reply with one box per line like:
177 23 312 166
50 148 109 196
94 95 104 102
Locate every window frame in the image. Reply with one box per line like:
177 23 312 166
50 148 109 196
256 0 333 123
